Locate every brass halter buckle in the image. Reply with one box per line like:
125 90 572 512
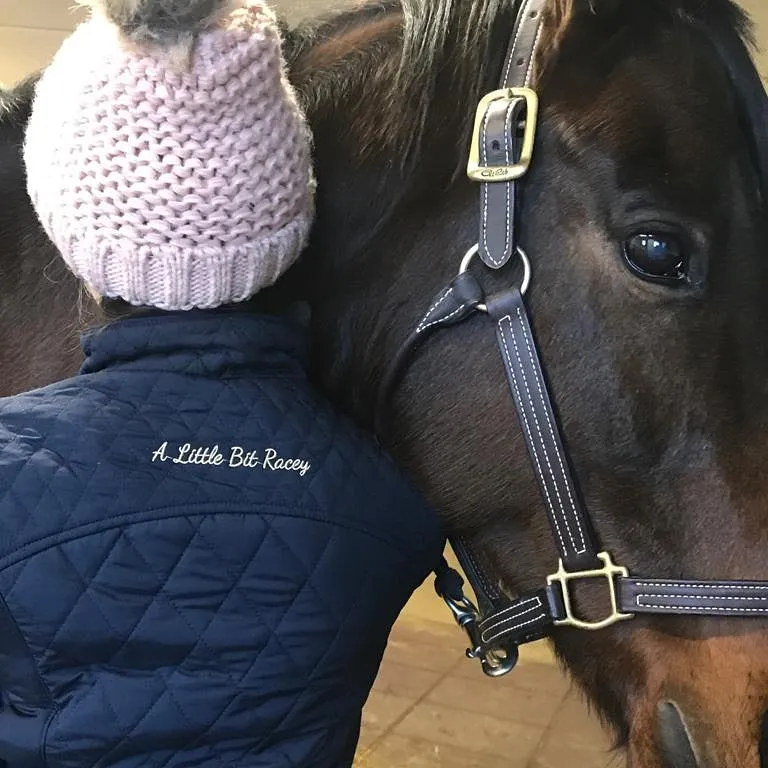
547 552 634 631
467 87 540 183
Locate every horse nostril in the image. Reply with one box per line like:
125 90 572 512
656 700 700 768
759 710 768 768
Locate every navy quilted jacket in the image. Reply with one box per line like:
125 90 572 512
0 311 444 768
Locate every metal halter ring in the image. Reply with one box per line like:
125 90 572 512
459 244 531 312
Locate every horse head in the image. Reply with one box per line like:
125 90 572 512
285 0 768 764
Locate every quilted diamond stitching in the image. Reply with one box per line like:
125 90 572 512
0 315 441 767
161 527 337 766
37 529 126 661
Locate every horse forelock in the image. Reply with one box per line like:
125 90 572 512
394 0 756 88
290 0 761 184
288 0 520 166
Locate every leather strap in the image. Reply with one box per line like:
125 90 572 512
479 98 524 269
446 572 768 660
374 272 483 436
499 0 547 90
477 0 546 270
485 289 600 571
478 587 557 646
431 283 768 663
620 578 768 618
452 536 506 616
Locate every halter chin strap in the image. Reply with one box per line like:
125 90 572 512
376 0 768 679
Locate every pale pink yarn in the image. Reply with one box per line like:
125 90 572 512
24 2 315 311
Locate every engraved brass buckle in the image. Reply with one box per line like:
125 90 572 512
547 552 634 631
467 87 540 183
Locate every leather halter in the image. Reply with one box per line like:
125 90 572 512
377 0 768 678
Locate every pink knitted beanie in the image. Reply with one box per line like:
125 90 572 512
24 0 315 311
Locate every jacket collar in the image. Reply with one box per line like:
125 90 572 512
79 310 310 377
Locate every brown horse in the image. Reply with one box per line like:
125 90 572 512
2 0 768 765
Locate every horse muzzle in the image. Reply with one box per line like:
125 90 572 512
626 630 768 768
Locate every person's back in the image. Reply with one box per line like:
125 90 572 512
0 310 442 767
0 3 445 765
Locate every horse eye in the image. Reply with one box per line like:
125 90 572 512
623 233 687 284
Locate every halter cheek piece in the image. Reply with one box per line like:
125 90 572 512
377 0 768 678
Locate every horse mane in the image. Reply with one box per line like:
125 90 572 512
289 0 763 178
287 0 518 164
1 0 763 239
2 0 762 173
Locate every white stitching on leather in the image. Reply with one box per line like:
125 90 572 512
481 103 510 269
416 287 453 333
633 582 768 590
479 596 541 631
516 306 586 554
481 107 491 257
524 23 544 87
506 315 580 555
416 287 460 335
639 594 768 602
481 607 542 640
501 101 514 262
636 600 768 614
483 609 548 644
503 0 536 84
417 304 466 334
481 598 543 640
499 316 568 556
480 101 518 269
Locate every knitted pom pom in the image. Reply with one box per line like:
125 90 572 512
82 0 234 48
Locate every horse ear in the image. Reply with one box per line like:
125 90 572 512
539 0 605 70
540 0 620 62
705 25 768 207
721 41 768 207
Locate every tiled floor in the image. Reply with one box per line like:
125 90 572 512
353 611 621 768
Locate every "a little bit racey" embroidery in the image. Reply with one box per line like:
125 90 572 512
151 442 312 476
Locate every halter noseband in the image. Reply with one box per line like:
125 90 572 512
377 0 768 679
